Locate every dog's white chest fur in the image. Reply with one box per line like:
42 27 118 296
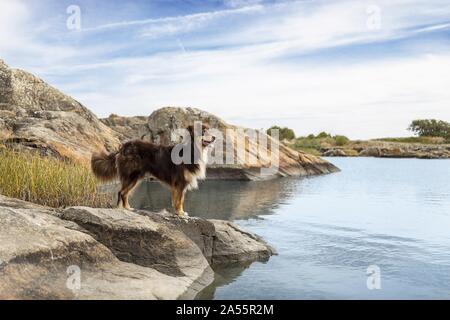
184 148 208 190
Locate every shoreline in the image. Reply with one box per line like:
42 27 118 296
293 140 450 159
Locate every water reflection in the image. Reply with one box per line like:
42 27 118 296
99 158 450 299
129 178 301 220
106 178 300 298
195 261 256 300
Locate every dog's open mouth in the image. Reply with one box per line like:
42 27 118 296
202 136 215 147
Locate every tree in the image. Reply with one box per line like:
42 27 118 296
266 126 296 141
408 119 450 139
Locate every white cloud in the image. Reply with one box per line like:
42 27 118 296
0 0 98 70
0 0 29 49
2 0 450 139
62 46 450 139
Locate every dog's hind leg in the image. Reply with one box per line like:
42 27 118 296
117 191 123 208
118 176 140 210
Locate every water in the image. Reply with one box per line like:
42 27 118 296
129 158 450 299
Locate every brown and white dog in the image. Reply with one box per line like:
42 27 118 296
91 124 215 217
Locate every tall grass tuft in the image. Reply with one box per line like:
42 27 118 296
0 148 113 208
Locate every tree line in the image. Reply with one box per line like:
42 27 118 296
267 119 450 142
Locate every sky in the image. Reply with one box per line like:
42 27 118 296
0 0 449 139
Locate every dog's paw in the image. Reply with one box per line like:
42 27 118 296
176 211 189 219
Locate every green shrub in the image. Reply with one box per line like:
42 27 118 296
0 148 112 208
267 126 296 140
291 132 351 154
316 131 331 139
334 135 350 146
293 137 321 149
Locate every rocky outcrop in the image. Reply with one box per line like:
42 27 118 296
210 220 275 264
103 107 339 180
0 60 120 161
322 149 348 157
100 114 150 142
0 59 338 177
60 207 274 266
0 58 338 176
0 195 274 300
321 141 450 159
148 108 339 179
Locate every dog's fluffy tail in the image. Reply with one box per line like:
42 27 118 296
91 150 118 182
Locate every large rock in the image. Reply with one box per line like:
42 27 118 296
100 114 150 142
103 107 339 180
210 220 275 265
60 207 275 267
60 207 213 282
0 196 210 299
359 147 382 157
0 195 274 299
0 60 120 161
322 148 348 157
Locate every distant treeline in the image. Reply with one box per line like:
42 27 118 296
267 119 450 155
408 119 450 141
267 119 450 142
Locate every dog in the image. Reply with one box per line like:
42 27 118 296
91 124 215 217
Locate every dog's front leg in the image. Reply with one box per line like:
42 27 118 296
172 187 188 217
179 189 186 216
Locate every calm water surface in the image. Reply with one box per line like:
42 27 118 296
130 158 450 299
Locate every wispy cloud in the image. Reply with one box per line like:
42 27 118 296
81 4 264 34
1 0 449 139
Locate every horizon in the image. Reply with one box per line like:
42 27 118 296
1 0 449 140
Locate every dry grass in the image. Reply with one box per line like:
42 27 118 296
0 147 112 208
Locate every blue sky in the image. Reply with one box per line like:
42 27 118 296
1 0 449 139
